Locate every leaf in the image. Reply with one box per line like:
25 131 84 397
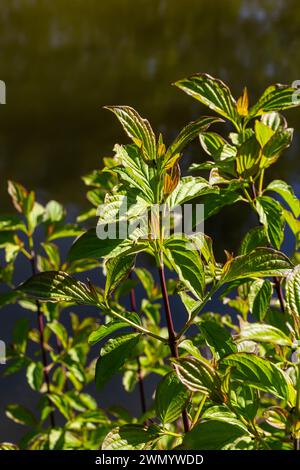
221 353 294 402
165 116 223 161
95 333 140 389
135 268 155 298
175 73 239 124
201 405 249 433
48 393 71 420
17 271 99 305
47 321 68 348
164 235 205 299
203 189 242 219
248 83 300 118
68 228 121 262
254 120 275 147
230 383 259 421
248 279 272 321
0 443 19 450
104 254 135 299
236 135 260 177
7 180 34 216
198 320 237 359
286 265 300 325
266 180 300 218
88 317 140 345
255 196 284 249
239 226 268 255
0 214 26 232
6 404 36 426
155 372 190 425
105 106 156 161
262 128 293 159
263 406 289 430
43 200 65 223
112 144 155 202
199 132 236 159
238 323 292 347
221 247 293 284
67 227 146 263
26 362 44 392
47 224 83 241
12 317 29 354
173 357 221 400
102 425 159 450
166 176 218 208
182 420 248 450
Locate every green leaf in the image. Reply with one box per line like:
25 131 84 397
248 279 272 321
263 406 289 430
12 317 29 354
104 254 135 299
112 144 155 202
166 176 218 208
67 228 123 262
238 323 292 347
105 106 156 161
248 84 300 118
182 420 248 450
286 265 300 324
201 405 250 433
164 235 205 299
0 443 19 450
239 226 268 255
199 132 236 159
175 73 239 124
26 362 44 392
266 180 300 218
173 357 221 399
165 116 223 161
17 271 99 305
43 200 65 223
0 214 26 232
203 189 242 220
254 120 275 147
67 228 146 263
221 353 294 402
95 333 140 389
197 320 237 359
47 321 68 348
6 404 36 426
256 196 284 249
155 372 190 425
47 224 83 242
102 425 159 450
236 136 260 177
221 247 293 284
88 317 140 345
262 128 293 159
135 268 155 298
230 383 259 421
48 393 71 420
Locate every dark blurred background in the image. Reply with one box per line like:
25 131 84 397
1 0 300 442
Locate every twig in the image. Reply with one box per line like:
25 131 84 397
29 246 55 428
129 285 147 414
158 261 190 433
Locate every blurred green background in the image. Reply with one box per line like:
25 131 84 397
1 0 300 441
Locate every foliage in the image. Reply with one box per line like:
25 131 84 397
1 74 300 450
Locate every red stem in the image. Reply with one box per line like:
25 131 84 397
158 263 190 433
129 285 147 414
30 253 55 428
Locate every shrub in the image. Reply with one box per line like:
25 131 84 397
1 74 300 450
